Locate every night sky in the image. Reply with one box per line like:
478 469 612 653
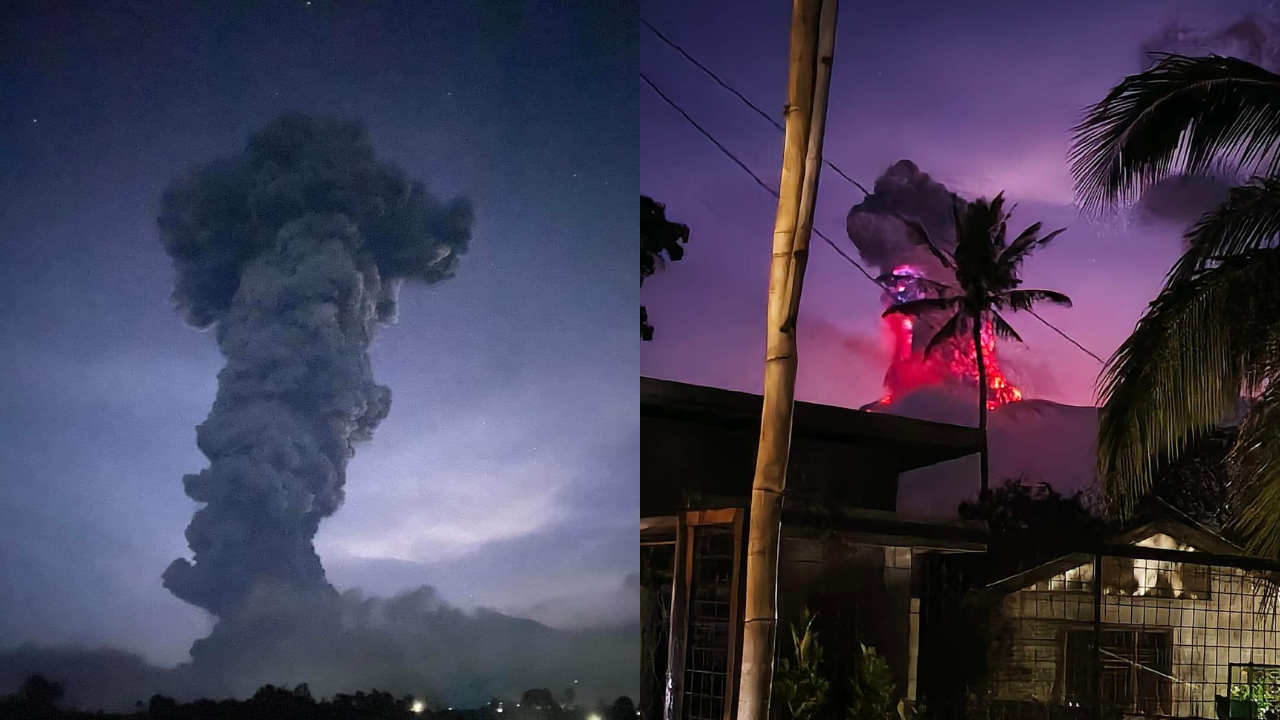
641 0 1272 411
0 0 635 673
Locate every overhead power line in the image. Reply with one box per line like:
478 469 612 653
641 71 880 284
642 17 870 196
1028 309 1106 364
641 35 1107 365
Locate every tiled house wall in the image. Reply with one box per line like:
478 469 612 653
994 557 1280 717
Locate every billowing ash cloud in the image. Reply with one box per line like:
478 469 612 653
846 160 976 361
845 159 965 279
156 114 472 618
1141 11 1280 71
192 587 636 707
1133 174 1232 229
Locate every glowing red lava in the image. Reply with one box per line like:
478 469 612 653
878 266 1022 410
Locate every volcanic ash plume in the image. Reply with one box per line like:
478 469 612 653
847 160 1022 408
845 159 963 280
157 114 473 618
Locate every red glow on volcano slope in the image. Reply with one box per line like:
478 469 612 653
879 311 1022 410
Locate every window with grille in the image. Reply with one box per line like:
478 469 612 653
1064 629 1173 715
683 525 735 720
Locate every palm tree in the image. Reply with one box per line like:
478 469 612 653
885 195 1071 493
1070 53 1280 555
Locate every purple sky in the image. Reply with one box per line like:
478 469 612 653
0 0 635 672
641 0 1271 411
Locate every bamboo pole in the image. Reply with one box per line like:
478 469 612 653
781 0 838 335
736 1 836 719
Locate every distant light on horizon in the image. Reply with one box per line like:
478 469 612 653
412 700 425 714
588 715 602 720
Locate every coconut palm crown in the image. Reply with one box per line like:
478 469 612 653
1071 53 1280 556
885 195 1071 492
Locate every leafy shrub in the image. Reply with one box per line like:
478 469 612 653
777 609 830 720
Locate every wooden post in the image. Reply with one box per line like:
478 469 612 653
665 512 689 720
736 1 837 719
723 510 748 720
1093 554 1103 720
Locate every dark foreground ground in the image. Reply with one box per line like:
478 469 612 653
2 676 638 720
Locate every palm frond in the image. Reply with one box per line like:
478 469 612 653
986 193 1008 230
924 309 969 358
1168 175 1280 285
999 227 1067 271
990 311 1024 344
1232 382 1280 559
1071 54 1280 214
1004 220 1044 254
1097 250 1280 516
1002 289 1073 312
882 296 962 319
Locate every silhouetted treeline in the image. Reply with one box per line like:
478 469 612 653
0 674 637 720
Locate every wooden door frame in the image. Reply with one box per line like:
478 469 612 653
646 508 748 720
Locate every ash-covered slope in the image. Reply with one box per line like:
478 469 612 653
0 587 639 712
865 386 1100 519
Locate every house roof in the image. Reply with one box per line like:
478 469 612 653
1111 498 1241 555
641 377 986 517
641 377 983 473
985 500 1249 594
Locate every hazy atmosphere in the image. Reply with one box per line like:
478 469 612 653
0 0 636 710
